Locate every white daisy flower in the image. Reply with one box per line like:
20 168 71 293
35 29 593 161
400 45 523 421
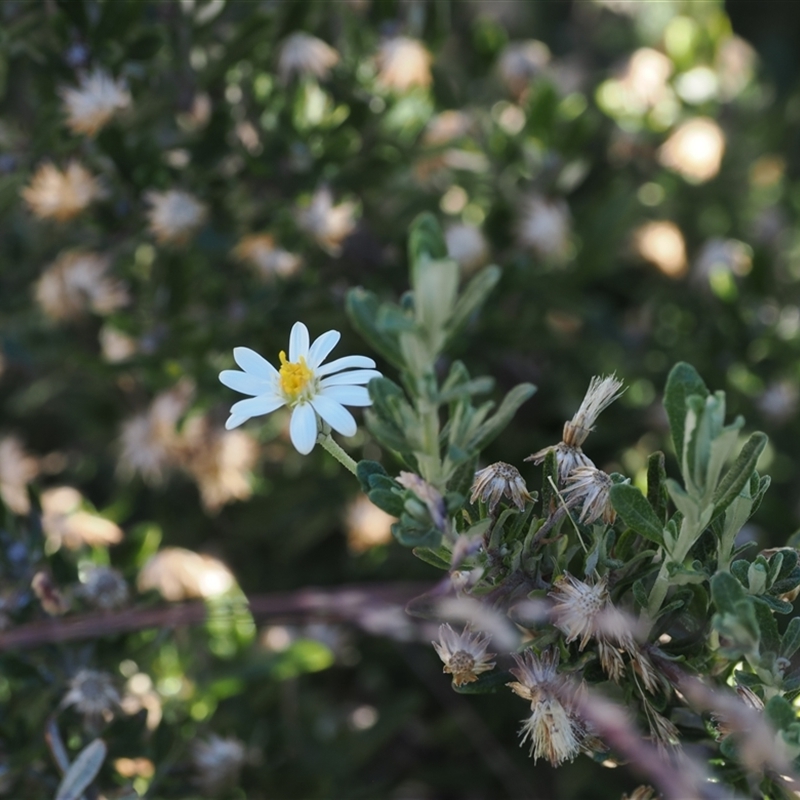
219 322 380 455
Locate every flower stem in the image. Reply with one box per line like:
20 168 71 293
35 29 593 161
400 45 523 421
318 434 358 476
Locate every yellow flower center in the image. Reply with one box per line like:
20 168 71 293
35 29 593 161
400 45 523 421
279 351 313 399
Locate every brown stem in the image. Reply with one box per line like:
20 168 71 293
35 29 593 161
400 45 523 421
0 583 430 652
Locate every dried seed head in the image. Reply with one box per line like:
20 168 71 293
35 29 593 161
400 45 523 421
80 566 129 611
508 649 585 766
22 161 104 222
563 374 625 448
277 32 339 83
470 461 532 514
63 669 120 722
524 443 594 485
562 466 616 525
432 624 495 687
550 574 609 650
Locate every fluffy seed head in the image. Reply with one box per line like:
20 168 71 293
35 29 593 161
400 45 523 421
432 624 495 687
376 37 432 92
145 189 207 245
22 161 103 222
550 574 609 650
563 374 625 448
60 68 130 136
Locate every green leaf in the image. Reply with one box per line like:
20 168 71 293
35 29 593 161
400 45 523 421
608 482 664 545
765 695 797 731
711 571 747 614
55 739 106 800
346 288 404 368
664 362 709 464
646 451 669 522
467 383 536 452
753 597 780 655
392 518 442 549
408 211 448 266
712 432 768 520
356 460 388 494
445 264 502 345
412 546 451 570
782 618 800 659
541 449 558 514
632 579 649 611
368 489 405 517
451 670 513 694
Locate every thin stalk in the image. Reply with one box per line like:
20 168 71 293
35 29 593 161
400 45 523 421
318 434 358 476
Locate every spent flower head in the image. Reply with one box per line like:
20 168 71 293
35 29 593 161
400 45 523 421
470 461 532 514
60 68 130 136
526 374 624 483
63 669 120 723
219 322 380 455
35 251 129 321
432 624 496 687
145 189 207 245
278 32 339 83
549 573 609 650
562 466 616 525
508 649 584 765
22 161 103 222
376 37 432 92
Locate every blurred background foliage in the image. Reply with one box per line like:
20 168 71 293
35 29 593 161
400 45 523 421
2 0 800 797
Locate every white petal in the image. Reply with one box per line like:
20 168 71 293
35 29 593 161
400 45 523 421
228 395 285 425
308 329 341 369
322 385 372 407
289 322 310 362
320 369 381 387
225 414 245 430
311 395 357 437
289 403 318 454
317 355 376 376
219 370 274 396
233 347 279 380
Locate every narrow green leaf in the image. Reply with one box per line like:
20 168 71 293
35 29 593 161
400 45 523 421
412 547 451 570
781 617 800 659
445 264 502 344
55 739 106 800
408 211 447 267
646 451 668 522
346 288 404 367
712 432 768 519
632 579 649 611
541 449 558 514
467 382 536 452
753 597 780 654
663 362 709 464
608 483 664 545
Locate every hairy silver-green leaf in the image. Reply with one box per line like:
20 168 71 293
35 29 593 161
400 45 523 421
55 739 106 800
664 362 709 465
712 432 768 520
